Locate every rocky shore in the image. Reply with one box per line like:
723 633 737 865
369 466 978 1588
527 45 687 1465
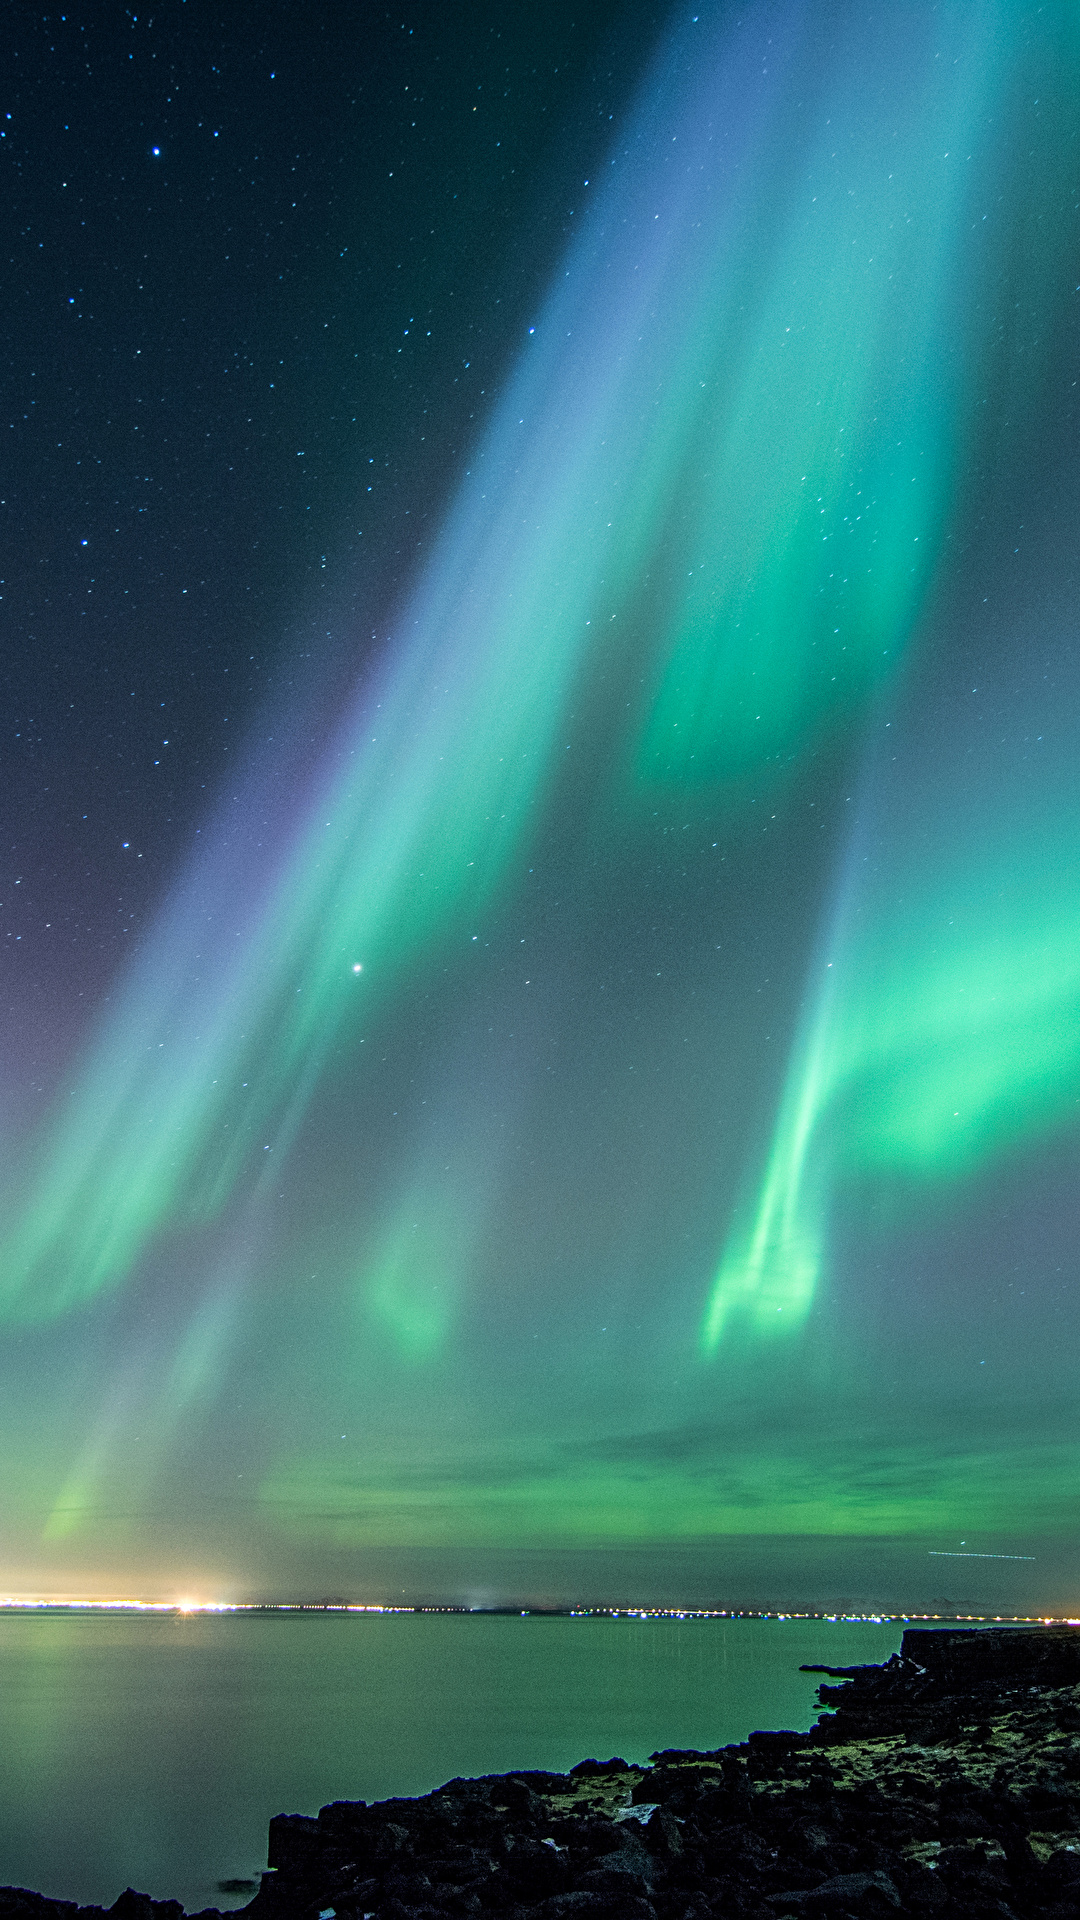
5 1626 1080 1920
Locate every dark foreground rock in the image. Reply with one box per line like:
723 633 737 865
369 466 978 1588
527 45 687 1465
7 1626 1080 1919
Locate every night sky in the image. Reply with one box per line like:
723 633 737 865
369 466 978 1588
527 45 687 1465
5 0 1080 1613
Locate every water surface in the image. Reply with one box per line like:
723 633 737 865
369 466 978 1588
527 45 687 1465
0 1612 903 1912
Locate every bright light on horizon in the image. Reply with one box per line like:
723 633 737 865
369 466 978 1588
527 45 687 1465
0 1597 242 1614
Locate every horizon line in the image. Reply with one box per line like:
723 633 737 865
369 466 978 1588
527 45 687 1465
1 1598 1078 1625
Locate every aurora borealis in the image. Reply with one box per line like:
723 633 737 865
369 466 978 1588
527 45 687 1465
4 0 1080 1609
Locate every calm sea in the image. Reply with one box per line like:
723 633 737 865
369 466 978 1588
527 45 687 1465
0 1611 903 1913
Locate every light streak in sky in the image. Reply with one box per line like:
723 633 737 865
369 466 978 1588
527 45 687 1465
929 1553 1037 1561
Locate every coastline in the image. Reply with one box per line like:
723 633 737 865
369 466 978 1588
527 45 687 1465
5 1625 1080 1918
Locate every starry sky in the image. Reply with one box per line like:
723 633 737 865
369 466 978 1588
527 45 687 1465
4 0 1080 1613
